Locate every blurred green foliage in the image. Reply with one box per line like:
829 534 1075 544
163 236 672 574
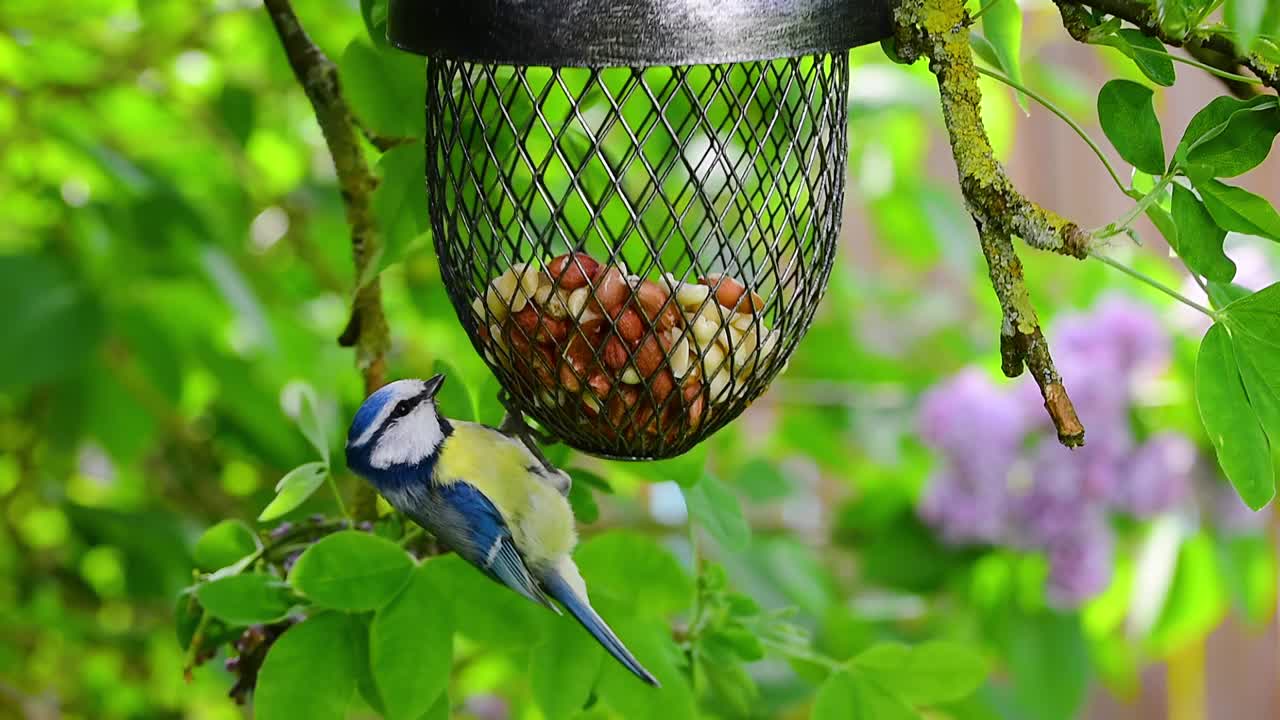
3 0 1280 719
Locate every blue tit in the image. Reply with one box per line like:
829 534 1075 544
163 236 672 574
345 375 658 686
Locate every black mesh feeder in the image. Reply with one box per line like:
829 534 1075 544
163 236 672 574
389 0 891 459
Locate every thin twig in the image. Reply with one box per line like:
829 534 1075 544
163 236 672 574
1055 0 1279 93
1128 44 1264 86
1090 252 1219 317
262 0 390 522
975 65 1128 193
968 0 1006 23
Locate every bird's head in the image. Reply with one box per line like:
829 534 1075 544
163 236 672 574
345 375 451 483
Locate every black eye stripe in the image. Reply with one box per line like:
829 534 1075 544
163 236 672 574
388 392 427 421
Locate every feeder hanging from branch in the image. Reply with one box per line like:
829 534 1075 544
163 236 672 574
389 0 892 459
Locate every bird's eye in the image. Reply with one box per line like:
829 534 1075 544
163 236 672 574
391 400 413 419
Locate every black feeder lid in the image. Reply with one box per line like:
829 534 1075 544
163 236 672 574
387 0 894 67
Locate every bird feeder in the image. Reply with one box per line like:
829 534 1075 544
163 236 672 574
389 0 891 459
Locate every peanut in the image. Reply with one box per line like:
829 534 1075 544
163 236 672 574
700 273 763 313
614 308 645 345
548 252 599 291
635 279 680 330
633 334 663 377
590 265 630 319
602 335 628 372
674 282 712 310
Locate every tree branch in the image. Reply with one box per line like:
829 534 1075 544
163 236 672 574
263 0 389 520
1055 0 1279 94
893 0 1086 447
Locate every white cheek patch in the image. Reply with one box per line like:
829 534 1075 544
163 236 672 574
369 407 443 468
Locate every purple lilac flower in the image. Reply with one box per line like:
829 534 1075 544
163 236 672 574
1109 433 1195 517
919 469 1009 545
1053 295 1170 378
1010 441 1094 548
1044 516 1114 607
918 368 1028 462
916 296 1201 608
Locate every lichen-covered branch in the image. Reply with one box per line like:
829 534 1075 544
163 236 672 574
263 0 389 519
1055 0 1279 94
893 0 1086 447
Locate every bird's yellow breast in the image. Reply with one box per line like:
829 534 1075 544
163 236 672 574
435 422 577 564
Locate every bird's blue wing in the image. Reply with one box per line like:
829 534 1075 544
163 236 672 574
430 482 559 613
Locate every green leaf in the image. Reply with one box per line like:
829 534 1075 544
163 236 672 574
1219 534 1278 626
193 519 259 571
701 661 760 718
1196 323 1274 509
1102 30 1176 86
1226 0 1269 52
570 468 613 492
1147 532 1228 653
360 0 389 46
968 33 1001 70
595 606 697 719
1120 30 1176 86
429 554 548 648
1006 612 1089 720
257 612 360 720
812 671 920 720
1183 98 1280 177
1190 175 1280 242
1170 184 1235 282
1234 335 1280 444
289 530 415 611
852 642 988 705
370 563 454 720
682 472 750 551
632 443 708 487
338 39 425 140
1208 281 1253 310
370 144 431 277
175 592 203 650
1179 96 1250 150
195 574 293 626
1222 282 1280 341
575 533 693 616
1098 80 1166 175
258 461 329 522
980 0 1026 110
737 458 792 502
421 694 451 720
283 381 331 464
352 615 386 716
531 614 605 720
0 254 103 393
1225 299 1280 445
429 358 474 422
567 480 600 524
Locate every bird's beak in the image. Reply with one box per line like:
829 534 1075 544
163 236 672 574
423 373 446 399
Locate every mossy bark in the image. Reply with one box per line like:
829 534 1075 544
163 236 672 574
893 0 1086 446
264 0 388 520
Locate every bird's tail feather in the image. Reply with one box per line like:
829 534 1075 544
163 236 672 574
539 566 660 687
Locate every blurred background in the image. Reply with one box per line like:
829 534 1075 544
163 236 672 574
2 0 1278 718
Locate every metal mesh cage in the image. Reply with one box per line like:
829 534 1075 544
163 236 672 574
426 56 849 459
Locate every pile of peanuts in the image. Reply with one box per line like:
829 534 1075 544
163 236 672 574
471 252 778 442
